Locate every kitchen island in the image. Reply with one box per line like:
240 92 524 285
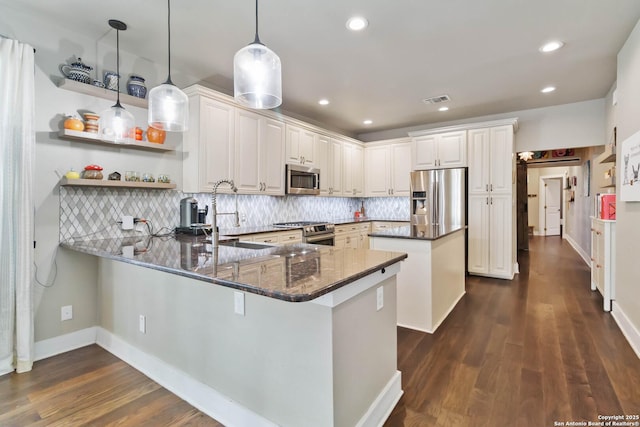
62 235 407 427
369 224 466 333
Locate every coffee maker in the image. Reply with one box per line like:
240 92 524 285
176 197 211 235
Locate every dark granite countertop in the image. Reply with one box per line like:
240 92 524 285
369 224 466 241
332 217 409 225
217 218 409 236
60 235 407 302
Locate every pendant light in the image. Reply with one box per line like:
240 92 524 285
148 0 189 131
233 0 282 109
98 20 135 143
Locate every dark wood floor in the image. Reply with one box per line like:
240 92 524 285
1 236 638 426
386 236 640 426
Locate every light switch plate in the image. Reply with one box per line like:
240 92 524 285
234 291 245 316
61 305 73 321
139 315 146 333
376 287 384 311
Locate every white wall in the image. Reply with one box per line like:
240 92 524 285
358 99 606 154
614 19 640 349
1 9 188 341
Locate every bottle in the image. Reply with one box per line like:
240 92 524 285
360 201 366 218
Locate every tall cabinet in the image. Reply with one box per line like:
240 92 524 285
467 122 517 279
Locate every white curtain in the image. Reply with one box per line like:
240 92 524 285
0 38 35 375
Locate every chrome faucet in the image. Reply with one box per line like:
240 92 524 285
211 179 239 247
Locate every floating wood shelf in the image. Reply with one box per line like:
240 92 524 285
55 77 148 108
60 177 176 189
58 129 173 152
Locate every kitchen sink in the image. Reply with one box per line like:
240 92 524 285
219 240 274 250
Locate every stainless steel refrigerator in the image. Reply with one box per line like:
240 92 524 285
410 168 466 228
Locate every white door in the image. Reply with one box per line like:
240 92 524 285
391 142 411 196
544 178 562 236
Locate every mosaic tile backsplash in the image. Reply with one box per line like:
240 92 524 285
59 187 410 242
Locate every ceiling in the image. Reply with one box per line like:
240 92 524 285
3 0 640 137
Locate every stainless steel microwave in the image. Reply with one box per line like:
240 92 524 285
286 164 320 195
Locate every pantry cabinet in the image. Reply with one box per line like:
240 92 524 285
234 109 285 195
466 123 516 279
409 130 466 170
365 139 410 197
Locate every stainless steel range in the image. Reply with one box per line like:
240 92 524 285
273 221 335 246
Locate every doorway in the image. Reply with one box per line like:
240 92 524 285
540 176 564 236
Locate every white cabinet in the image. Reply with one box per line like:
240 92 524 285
410 130 466 170
183 94 235 193
246 229 303 245
590 218 616 311
335 223 370 249
316 136 343 196
467 125 515 279
286 124 316 166
365 140 410 197
343 142 364 196
234 109 285 195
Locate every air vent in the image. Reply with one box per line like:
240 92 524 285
422 95 450 104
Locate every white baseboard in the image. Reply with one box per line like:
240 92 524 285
565 234 590 266
34 327 97 361
356 370 403 427
95 328 278 427
398 291 466 334
611 302 640 360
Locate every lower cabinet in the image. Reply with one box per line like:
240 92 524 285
242 230 303 245
467 193 514 279
335 223 370 249
590 218 616 311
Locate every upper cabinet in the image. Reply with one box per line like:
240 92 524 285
343 142 364 196
365 139 410 197
183 94 235 193
286 124 316 166
315 135 343 196
234 110 285 195
468 126 513 195
182 86 284 196
410 130 467 170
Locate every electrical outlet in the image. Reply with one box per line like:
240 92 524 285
139 315 146 334
121 215 134 230
376 287 384 311
61 305 73 321
234 291 245 316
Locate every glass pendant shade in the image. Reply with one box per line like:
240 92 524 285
148 83 189 131
98 104 135 143
234 42 282 109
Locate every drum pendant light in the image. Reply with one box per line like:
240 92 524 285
148 0 189 131
233 0 282 109
98 20 135 143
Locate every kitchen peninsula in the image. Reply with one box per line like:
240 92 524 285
369 224 466 333
62 235 407 427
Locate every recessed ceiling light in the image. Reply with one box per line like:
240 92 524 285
346 16 368 31
541 86 556 93
438 106 449 112
363 119 373 125
539 41 564 53
318 99 329 106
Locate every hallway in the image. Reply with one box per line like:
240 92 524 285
386 236 640 426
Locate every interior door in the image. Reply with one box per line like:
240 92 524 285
544 178 561 236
